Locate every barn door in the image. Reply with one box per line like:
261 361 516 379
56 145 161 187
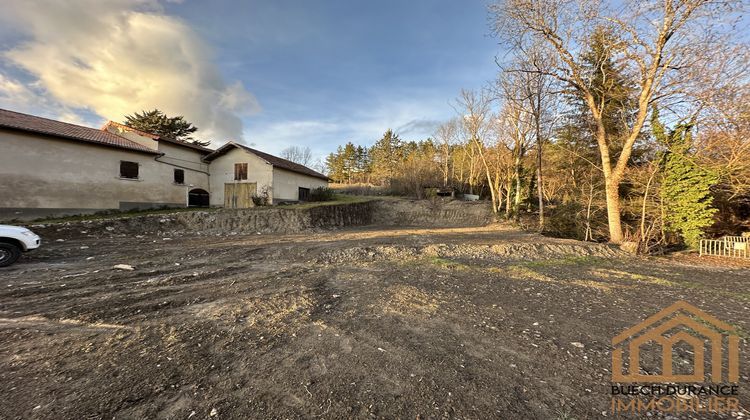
224 183 257 208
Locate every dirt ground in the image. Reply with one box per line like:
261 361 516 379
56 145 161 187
1 223 748 419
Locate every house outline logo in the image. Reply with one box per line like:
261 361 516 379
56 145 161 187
612 301 740 383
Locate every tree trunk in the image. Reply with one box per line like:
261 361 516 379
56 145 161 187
514 154 522 222
604 178 624 243
534 90 544 231
589 98 626 244
536 143 544 230
505 172 513 218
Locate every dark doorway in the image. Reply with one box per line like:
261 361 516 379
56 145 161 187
298 187 310 201
188 188 210 207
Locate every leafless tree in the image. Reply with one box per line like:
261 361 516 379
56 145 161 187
434 119 459 188
280 145 313 167
501 43 557 229
454 89 501 211
491 0 746 243
495 72 535 220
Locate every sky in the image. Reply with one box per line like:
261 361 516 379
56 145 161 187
0 0 501 162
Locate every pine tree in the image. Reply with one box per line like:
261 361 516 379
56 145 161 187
124 109 207 146
369 130 403 185
325 146 347 182
652 109 718 248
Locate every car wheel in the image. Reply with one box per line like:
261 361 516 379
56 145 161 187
0 243 21 267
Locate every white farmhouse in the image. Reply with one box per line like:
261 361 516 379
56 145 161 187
0 108 329 220
203 142 329 207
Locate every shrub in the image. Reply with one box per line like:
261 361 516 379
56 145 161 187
308 187 336 202
252 186 271 206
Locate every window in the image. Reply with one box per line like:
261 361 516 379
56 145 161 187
234 163 248 180
120 161 139 179
174 169 185 184
298 187 310 201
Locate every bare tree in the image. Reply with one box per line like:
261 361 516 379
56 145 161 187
495 73 535 220
491 0 746 243
502 43 557 229
434 119 459 188
455 90 501 211
281 145 313 167
695 79 750 199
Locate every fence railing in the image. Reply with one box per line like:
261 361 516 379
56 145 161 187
700 238 750 259
721 236 750 243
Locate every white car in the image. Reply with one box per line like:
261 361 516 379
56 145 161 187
0 225 41 267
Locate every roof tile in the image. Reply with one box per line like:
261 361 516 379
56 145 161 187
0 108 159 154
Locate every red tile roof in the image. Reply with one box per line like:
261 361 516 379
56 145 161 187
0 108 159 154
204 142 330 181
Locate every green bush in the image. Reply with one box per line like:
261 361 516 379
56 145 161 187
308 187 336 202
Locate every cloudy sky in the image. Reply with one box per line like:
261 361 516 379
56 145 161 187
0 0 500 159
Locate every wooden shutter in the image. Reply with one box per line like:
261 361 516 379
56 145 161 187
234 163 248 180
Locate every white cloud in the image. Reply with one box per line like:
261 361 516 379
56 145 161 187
0 74 92 125
0 0 259 141
246 96 453 162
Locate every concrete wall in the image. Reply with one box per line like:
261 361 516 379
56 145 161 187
208 147 273 206
272 167 328 202
0 129 209 220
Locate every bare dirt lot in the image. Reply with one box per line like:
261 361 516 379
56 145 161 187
1 221 749 419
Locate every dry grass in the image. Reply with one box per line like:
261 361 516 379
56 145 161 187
589 268 676 287
192 291 314 334
381 285 440 316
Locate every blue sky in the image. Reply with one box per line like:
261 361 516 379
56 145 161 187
0 0 501 162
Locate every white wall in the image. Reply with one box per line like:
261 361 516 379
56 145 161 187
0 129 210 219
156 142 210 175
207 147 273 206
272 167 329 202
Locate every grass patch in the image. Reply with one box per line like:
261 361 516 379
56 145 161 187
423 256 471 270
519 255 605 269
498 265 555 282
589 269 677 287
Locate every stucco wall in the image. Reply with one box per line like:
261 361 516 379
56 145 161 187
0 129 209 219
156 142 210 174
207 147 273 206
272 167 329 202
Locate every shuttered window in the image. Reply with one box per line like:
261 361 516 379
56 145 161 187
174 169 185 184
120 161 139 179
234 163 248 180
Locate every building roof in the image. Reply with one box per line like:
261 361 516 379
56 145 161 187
102 120 214 154
204 142 330 181
0 108 159 154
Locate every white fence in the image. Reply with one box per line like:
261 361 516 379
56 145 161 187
699 237 750 259
721 236 750 243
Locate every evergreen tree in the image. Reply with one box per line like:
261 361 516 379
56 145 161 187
556 26 637 165
325 146 347 182
124 109 208 146
652 109 718 248
369 129 403 185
